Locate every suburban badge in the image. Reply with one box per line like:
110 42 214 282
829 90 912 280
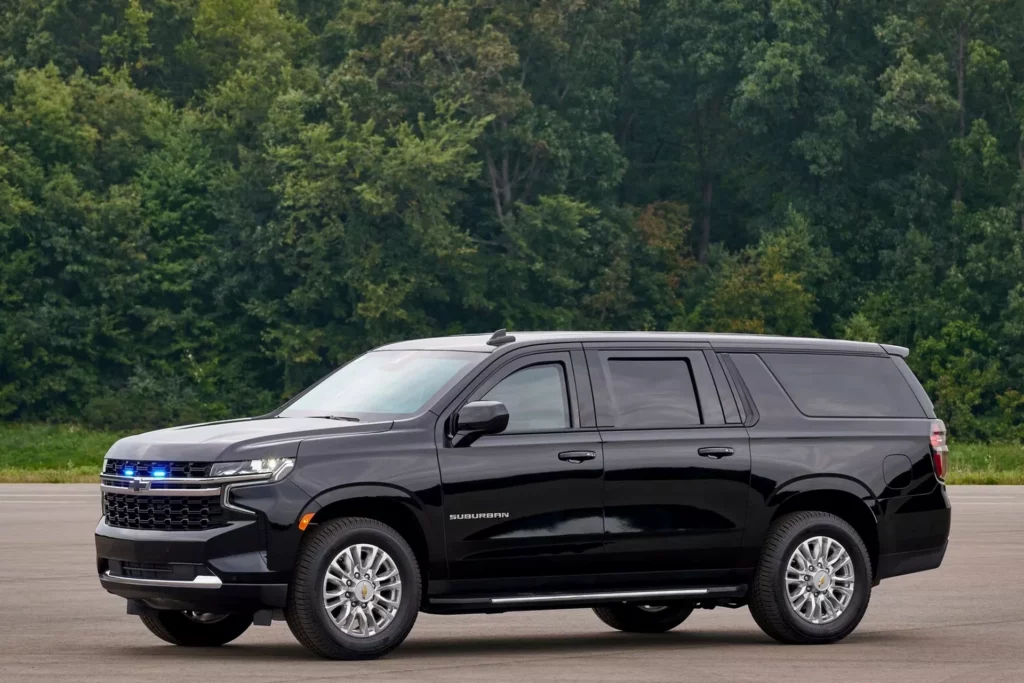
449 512 510 520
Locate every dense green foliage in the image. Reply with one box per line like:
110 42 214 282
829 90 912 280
1 0 1022 439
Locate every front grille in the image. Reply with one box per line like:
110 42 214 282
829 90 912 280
103 459 212 478
102 492 226 531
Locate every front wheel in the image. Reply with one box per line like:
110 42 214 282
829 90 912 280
285 517 421 660
749 511 872 644
139 610 252 646
593 602 695 633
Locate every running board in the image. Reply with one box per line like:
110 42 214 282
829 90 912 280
492 588 708 604
429 585 746 611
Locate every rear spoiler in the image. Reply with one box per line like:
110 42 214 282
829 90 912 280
880 343 909 357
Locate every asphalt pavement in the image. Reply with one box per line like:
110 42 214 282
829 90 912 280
1 484 1022 682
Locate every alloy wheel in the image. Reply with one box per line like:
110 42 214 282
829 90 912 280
323 543 403 638
785 535 855 625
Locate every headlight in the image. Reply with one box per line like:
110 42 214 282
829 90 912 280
209 458 295 480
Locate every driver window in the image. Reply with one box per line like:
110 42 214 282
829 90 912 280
482 363 570 432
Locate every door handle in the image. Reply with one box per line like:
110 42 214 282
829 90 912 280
558 450 597 463
698 446 735 459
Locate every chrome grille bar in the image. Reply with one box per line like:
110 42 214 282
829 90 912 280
99 473 272 486
100 483 221 497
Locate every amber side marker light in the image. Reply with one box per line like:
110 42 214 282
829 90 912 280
298 512 315 531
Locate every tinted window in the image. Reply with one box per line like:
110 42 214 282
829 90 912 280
605 359 702 428
761 353 925 418
483 364 570 431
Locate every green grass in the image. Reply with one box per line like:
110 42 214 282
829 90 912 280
0 423 1022 483
946 442 1024 485
0 423 127 483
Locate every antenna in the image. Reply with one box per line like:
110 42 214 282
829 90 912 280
486 328 516 347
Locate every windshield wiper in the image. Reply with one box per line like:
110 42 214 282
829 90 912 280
305 414 361 422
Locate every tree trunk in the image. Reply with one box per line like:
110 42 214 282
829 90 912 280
1018 135 1024 232
695 101 718 263
485 150 505 222
954 23 966 203
698 175 713 263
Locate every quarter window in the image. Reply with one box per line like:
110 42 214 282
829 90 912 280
605 359 702 428
482 364 571 432
761 353 925 418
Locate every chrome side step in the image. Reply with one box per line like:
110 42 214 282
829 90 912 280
491 588 709 604
101 570 222 589
428 584 746 611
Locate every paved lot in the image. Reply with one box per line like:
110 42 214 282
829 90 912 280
0 485 1021 682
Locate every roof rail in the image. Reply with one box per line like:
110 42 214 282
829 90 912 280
486 328 516 347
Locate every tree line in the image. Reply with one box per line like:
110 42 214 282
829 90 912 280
1 0 1022 440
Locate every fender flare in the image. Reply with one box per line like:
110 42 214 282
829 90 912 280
766 474 880 520
304 482 430 527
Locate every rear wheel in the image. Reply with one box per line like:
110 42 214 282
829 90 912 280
593 602 695 633
749 511 872 644
285 517 421 660
139 609 252 646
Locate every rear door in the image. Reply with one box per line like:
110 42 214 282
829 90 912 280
586 345 751 580
437 347 605 589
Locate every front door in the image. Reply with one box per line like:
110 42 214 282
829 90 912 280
586 346 751 582
438 348 604 591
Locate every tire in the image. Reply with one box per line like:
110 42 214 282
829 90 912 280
593 602 695 633
285 517 421 660
749 511 872 645
139 610 252 646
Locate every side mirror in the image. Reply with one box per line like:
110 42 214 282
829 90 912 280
453 401 509 446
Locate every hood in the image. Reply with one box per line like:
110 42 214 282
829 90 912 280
104 417 394 463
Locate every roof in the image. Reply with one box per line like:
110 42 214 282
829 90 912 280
377 331 906 356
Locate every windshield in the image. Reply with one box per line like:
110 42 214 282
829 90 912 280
279 350 483 420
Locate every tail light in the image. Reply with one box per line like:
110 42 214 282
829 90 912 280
930 420 949 480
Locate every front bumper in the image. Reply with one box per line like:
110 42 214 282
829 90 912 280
96 518 289 612
98 570 288 612
95 478 313 613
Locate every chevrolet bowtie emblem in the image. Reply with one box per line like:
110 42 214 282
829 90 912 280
130 478 149 492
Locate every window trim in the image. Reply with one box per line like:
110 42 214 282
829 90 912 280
585 347 726 430
705 350 741 424
720 353 759 427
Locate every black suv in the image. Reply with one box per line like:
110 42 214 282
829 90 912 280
96 330 951 659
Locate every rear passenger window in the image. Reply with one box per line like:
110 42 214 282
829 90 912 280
761 353 925 418
605 359 702 428
482 364 570 431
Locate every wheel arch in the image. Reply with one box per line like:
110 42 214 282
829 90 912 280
305 484 437 587
767 476 880 580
